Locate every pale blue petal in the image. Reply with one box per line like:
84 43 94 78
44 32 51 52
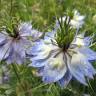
13 40 26 64
19 22 43 39
44 31 55 40
28 40 51 67
6 40 26 64
26 40 44 56
58 70 72 87
32 45 51 59
0 40 11 60
66 53 87 85
29 59 48 67
5 48 14 64
21 38 32 47
19 22 32 36
6 48 25 64
0 32 9 46
79 47 96 61
0 33 6 43
70 68 87 85
0 39 7 46
84 37 91 46
29 43 60 67
43 53 67 83
30 47 60 67
28 38 59 61
31 29 43 40
83 61 96 79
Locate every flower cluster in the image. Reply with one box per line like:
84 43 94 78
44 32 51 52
0 10 96 88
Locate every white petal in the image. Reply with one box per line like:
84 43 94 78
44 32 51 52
71 10 85 28
71 33 85 46
43 53 66 83
66 52 87 85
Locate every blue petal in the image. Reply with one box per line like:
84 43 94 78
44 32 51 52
31 29 43 40
28 39 60 67
84 37 91 46
0 40 11 60
32 46 52 60
42 53 67 83
27 40 44 56
5 47 14 64
29 59 48 67
79 47 96 61
66 53 88 85
6 49 25 64
0 39 7 46
19 22 32 36
44 31 57 44
44 31 55 40
0 32 6 39
82 60 96 79
19 22 43 39
0 32 8 46
13 41 26 64
6 40 26 64
70 68 87 85
30 47 60 67
58 70 72 87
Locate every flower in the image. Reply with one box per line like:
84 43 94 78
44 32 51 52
28 31 96 87
70 10 85 29
0 22 42 64
55 10 85 30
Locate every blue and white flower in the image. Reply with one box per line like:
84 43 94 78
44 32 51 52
55 10 85 30
28 31 96 87
70 10 85 29
0 22 42 64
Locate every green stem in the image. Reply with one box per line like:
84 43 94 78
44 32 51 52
12 64 31 96
10 0 13 19
11 63 21 83
90 42 96 47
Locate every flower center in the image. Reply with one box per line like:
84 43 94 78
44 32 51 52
62 43 70 52
55 16 75 52
10 26 21 40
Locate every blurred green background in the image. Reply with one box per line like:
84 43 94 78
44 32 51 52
0 0 96 96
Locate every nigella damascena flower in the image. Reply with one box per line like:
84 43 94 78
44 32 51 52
55 10 85 30
28 31 96 87
70 10 85 29
0 22 42 64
